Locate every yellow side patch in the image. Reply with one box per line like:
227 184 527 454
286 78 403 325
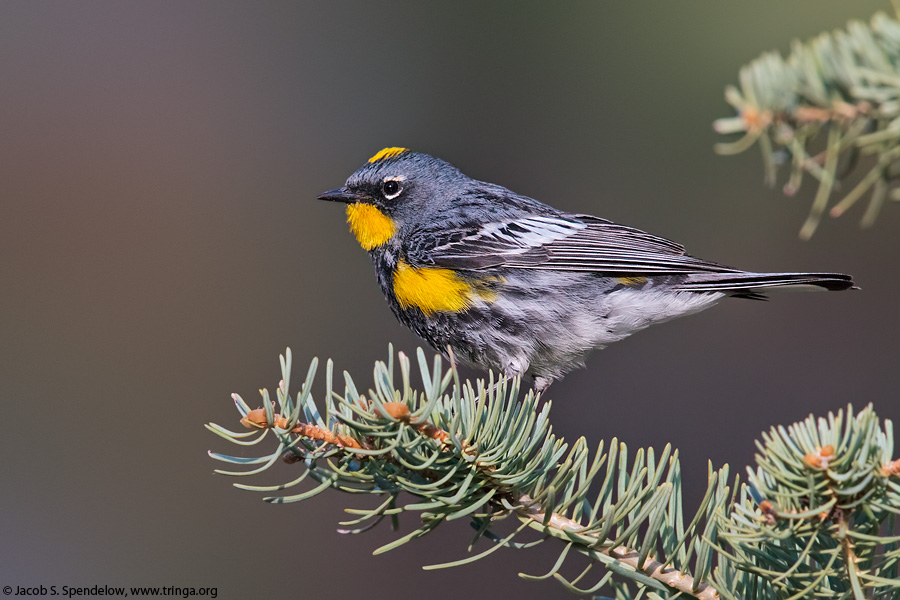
617 276 648 286
393 260 474 315
346 203 396 250
368 147 409 163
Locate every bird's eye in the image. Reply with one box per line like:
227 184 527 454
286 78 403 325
382 179 402 199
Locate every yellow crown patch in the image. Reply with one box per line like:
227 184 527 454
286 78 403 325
368 147 409 163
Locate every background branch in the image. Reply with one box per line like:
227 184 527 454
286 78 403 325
714 8 900 238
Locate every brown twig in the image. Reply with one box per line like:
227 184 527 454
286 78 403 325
240 401 453 452
882 458 900 478
240 407 362 449
803 445 835 469
379 402 449 443
518 494 720 600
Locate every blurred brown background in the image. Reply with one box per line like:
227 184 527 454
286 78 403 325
2 1 897 597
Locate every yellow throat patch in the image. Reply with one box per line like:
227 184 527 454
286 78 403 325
392 260 475 315
346 203 396 250
368 147 409 163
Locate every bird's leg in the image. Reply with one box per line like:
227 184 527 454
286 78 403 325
533 376 553 395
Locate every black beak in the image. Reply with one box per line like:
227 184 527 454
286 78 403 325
316 187 362 203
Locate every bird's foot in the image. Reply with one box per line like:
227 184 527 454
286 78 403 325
533 376 553 395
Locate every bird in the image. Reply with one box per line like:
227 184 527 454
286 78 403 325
317 147 855 392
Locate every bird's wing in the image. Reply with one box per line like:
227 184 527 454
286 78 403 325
408 214 738 274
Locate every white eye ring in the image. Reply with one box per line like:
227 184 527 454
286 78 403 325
382 177 404 200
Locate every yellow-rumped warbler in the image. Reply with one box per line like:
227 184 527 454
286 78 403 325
318 147 855 392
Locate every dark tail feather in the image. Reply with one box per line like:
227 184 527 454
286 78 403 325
676 272 856 298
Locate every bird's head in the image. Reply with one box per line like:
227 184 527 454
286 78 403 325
317 147 465 251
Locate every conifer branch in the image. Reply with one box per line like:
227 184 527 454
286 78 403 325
713 9 900 238
238 397 720 597
206 347 900 599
